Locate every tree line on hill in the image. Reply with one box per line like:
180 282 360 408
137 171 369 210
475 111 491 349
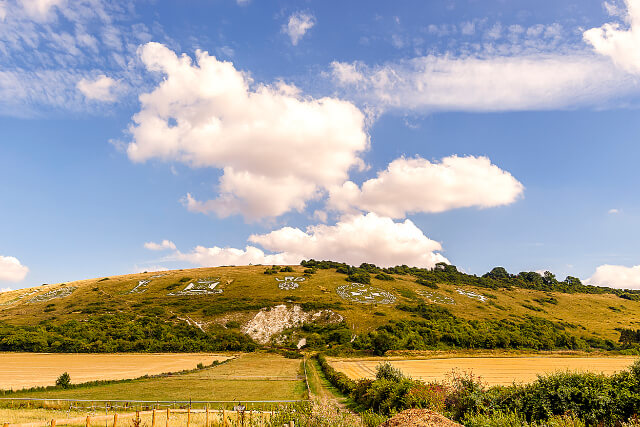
0 314 256 353
301 259 640 299
285 303 625 355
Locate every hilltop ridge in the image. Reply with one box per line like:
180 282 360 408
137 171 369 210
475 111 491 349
0 261 638 354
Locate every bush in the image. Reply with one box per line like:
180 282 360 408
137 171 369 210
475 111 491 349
316 354 355 395
375 362 404 381
56 372 71 389
416 278 439 289
346 270 371 284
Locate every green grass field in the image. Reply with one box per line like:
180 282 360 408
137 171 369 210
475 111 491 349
8 353 306 402
1 264 637 343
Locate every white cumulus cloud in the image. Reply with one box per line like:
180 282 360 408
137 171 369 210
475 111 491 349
144 240 177 251
329 156 524 218
248 212 448 268
175 245 301 267
169 213 448 269
584 0 640 74
127 42 368 220
0 255 29 283
283 12 315 45
77 75 119 102
586 264 640 289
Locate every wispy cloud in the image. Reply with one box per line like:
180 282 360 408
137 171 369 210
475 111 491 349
282 12 315 45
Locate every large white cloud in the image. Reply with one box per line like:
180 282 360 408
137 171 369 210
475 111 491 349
586 264 640 289
175 245 301 267
584 0 640 74
127 42 369 220
0 256 29 283
254 212 448 268
169 213 448 269
330 54 636 113
328 155 524 218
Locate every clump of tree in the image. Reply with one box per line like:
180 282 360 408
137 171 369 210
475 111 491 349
300 260 640 300
0 314 257 353
56 372 71 389
346 303 617 355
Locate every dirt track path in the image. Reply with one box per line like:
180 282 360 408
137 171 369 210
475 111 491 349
306 357 349 409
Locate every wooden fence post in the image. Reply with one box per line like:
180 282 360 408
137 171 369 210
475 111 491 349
205 405 209 427
187 407 191 427
152 409 156 427
51 419 56 427
166 408 170 427
86 415 91 427
113 413 118 427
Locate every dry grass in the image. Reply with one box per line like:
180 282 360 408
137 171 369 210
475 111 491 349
329 356 638 386
10 353 306 402
0 353 232 390
0 407 277 426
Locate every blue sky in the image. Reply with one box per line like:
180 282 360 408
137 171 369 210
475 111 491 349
2 0 640 290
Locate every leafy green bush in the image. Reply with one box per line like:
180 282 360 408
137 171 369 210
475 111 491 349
316 354 355 395
56 372 71 389
416 278 439 289
375 362 404 381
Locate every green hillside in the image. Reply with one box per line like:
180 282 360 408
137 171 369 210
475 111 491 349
0 262 639 353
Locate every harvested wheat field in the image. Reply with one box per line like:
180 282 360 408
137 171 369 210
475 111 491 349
330 356 638 386
0 353 232 390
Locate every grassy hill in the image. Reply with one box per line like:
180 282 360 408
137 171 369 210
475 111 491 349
0 262 638 353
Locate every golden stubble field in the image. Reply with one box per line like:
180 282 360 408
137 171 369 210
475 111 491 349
0 353 232 390
329 356 639 386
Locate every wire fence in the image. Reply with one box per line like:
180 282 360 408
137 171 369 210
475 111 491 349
1 407 293 427
0 399 306 427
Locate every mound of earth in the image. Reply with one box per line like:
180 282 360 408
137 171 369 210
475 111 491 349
379 409 462 427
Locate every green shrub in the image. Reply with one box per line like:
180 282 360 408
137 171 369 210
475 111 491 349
416 278 438 289
316 354 355 395
56 372 71 389
375 362 404 381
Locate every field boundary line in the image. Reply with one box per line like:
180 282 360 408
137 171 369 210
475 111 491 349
4 407 283 427
0 398 306 404
303 358 310 397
